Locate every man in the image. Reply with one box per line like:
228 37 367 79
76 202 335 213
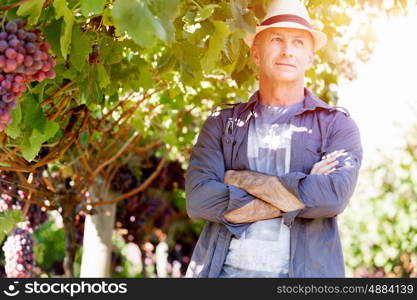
185 0 362 278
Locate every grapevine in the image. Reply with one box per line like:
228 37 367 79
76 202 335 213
0 17 56 131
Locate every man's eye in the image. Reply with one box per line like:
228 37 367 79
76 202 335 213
272 37 281 42
295 39 304 46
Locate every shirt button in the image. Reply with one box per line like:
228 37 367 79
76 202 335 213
226 138 231 144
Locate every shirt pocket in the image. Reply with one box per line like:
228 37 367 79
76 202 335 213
304 142 323 173
221 133 234 170
221 117 235 170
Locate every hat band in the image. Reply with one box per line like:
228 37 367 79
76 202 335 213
260 14 312 29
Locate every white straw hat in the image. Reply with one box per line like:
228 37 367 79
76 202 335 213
244 0 327 51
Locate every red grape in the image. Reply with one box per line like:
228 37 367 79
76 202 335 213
0 18 57 131
45 69 56 79
23 55 33 67
5 59 17 72
9 39 20 49
5 22 18 34
5 48 17 59
25 42 36 54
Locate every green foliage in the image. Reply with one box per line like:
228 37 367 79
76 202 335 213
69 24 94 71
341 126 417 277
33 220 65 271
16 0 46 25
112 0 165 48
1 0 409 164
53 0 74 58
0 210 24 244
110 230 144 278
9 95 59 161
201 21 230 73
81 0 106 17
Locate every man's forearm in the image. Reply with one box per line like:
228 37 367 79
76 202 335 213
224 198 281 224
225 170 305 212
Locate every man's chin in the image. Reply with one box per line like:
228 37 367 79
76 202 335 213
271 74 297 83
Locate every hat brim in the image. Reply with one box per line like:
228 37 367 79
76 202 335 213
244 22 327 51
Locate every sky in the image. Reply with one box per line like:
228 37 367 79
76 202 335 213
338 5 417 168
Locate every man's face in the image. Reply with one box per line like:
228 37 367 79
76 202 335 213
251 27 314 84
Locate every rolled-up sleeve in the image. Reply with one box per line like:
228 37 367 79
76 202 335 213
185 113 255 238
279 111 363 220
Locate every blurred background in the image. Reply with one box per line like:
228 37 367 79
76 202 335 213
0 0 416 278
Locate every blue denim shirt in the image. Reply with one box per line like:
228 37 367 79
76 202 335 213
185 88 363 278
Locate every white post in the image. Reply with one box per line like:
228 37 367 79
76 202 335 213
80 179 117 277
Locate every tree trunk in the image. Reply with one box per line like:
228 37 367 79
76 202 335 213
62 200 77 278
80 180 117 277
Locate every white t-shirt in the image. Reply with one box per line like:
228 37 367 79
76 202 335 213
220 99 304 278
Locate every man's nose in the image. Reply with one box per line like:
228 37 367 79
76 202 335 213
280 43 293 58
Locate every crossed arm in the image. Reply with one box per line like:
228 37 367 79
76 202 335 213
186 110 362 235
223 151 345 223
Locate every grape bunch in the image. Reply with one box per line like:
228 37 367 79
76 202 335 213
2 226 35 278
0 173 22 212
0 193 20 211
0 171 47 231
0 17 56 132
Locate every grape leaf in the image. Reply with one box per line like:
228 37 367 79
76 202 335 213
16 0 46 25
53 0 73 58
195 4 219 22
112 0 166 48
81 0 106 17
62 64 82 81
158 18 175 44
137 59 153 90
20 139 38 163
28 121 59 158
22 95 46 132
148 0 180 43
201 21 230 73
173 41 203 85
69 25 93 71
148 0 180 21
79 65 102 106
60 9 74 58
0 210 24 244
5 102 22 139
44 19 62 58
230 0 256 34
157 52 176 74
186 20 214 46
96 63 110 89
18 96 59 161
98 35 123 65
53 0 67 19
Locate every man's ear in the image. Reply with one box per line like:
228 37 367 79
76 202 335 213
251 43 261 67
307 51 314 69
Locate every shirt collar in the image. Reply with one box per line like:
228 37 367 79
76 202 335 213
241 88 337 116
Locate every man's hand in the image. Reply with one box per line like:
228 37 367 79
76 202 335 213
310 149 347 175
224 198 281 224
224 170 305 212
